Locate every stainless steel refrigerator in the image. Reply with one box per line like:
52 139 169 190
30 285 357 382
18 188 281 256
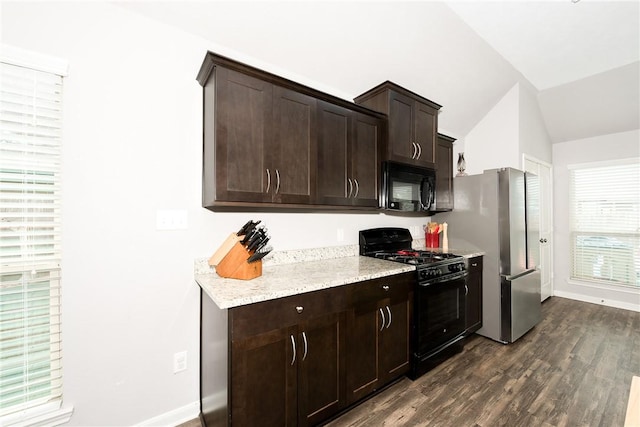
436 167 541 343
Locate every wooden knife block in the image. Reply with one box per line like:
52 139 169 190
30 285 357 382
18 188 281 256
215 241 262 280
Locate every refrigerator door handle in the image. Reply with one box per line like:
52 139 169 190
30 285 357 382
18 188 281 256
502 268 537 282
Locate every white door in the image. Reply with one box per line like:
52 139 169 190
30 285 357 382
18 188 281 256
524 156 553 301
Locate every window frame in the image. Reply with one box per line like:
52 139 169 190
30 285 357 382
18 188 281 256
568 157 640 289
0 44 73 427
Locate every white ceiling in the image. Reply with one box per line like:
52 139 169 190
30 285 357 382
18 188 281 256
447 0 640 91
116 0 640 143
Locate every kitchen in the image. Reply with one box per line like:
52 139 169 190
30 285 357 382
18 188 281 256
1 1 638 427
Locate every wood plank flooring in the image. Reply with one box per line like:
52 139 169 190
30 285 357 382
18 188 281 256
326 296 640 427
182 296 640 427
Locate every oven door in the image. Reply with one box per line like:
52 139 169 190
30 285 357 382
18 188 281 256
414 275 467 357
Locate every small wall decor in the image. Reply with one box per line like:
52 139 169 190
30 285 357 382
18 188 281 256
456 152 468 176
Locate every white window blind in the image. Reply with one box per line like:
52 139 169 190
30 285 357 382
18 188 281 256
0 60 63 421
569 159 640 288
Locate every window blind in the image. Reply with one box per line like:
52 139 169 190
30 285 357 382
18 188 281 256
569 160 640 287
0 61 63 420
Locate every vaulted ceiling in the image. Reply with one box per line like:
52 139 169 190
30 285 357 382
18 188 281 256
117 1 640 144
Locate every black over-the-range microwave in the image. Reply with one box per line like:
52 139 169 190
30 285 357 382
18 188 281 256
380 161 436 212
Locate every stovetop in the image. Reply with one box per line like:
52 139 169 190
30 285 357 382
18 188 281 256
372 250 462 266
359 227 467 283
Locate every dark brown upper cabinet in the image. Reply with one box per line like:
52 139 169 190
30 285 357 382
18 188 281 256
201 66 316 206
197 52 386 211
434 133 455 212
316 102 382 208
354 81 441 170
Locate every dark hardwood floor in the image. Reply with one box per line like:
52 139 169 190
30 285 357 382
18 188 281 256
327 296 640 427
183 296 640 427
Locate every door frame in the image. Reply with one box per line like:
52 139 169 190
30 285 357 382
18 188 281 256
523 154 554 301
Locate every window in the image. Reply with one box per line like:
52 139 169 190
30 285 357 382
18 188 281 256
569 159 640 288
1 47 70 425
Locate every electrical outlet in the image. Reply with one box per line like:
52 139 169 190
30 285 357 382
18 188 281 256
156 209 188 230
173 351 187 374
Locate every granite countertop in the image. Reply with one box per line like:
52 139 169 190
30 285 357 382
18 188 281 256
196 255 415 309
195 241 485 310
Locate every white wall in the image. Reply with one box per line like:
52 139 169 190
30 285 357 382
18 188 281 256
1 2 433 425
464 84 520 174
519 83 552 164
462 81 552 174
553 129 640 311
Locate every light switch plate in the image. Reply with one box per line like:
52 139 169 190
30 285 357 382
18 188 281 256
156 209 188 230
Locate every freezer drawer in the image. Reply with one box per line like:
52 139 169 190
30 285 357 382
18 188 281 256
500 270 541 343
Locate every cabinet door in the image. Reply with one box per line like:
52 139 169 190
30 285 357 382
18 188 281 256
271 87 317 204
387 90 415 164
414 101 437 167
345 273 413 404
379 294 412 382
345 298 381 404
435 135 454 211
298 311 346 426
231 325 298 427
214 67 272 203
316 101 350 206
350 112 381 207
465 256 483 335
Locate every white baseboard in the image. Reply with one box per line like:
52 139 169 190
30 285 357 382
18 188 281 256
553 291 640 312
135 401 199 427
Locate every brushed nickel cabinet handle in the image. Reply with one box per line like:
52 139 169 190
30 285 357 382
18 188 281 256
379 308 385 332
295 306 303 314
290 334 296 365
386 305 392 329
353 179 359 198
465 284 469 296
347 178 353 198
275 169 280 194
265 169 271 193
411 142 418 159
302 332 308 361
416 143 422 159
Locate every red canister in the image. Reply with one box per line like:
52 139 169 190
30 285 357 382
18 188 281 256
426 231 439 248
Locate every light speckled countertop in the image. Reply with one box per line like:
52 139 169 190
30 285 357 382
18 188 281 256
194 241 485 310
195 255 415 309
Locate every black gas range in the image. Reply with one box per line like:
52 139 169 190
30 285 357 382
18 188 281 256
360 227 468 379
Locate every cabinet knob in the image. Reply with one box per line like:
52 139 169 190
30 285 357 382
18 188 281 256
295 306 304 314
382 285 390 291
471 263 478 267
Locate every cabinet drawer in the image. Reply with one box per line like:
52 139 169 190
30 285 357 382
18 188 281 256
347 272 414 305
230 286 346 340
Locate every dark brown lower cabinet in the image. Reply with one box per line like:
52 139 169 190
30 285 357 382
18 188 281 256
203 272 414 426
465 256 483 335
345 273 413 404
228 288 346 427
231 325 298 426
